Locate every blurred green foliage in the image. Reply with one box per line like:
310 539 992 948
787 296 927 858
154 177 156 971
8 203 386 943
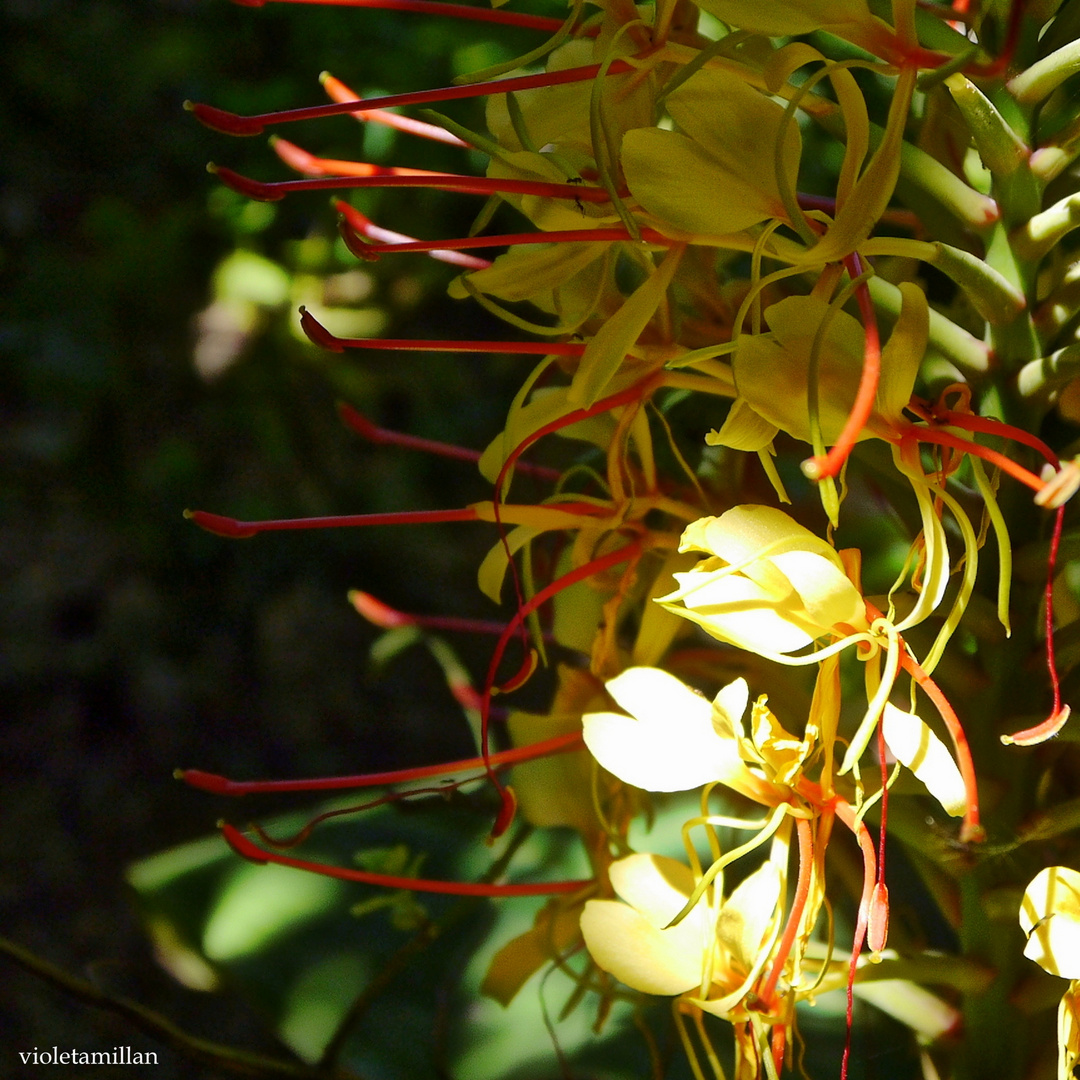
0 0 594 1075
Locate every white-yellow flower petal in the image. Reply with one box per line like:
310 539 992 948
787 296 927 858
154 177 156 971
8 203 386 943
583 667 745 791
581 854 713 996
1021 867 1080 979
881 703 966 818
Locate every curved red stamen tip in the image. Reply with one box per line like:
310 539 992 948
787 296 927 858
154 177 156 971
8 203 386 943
186 102 265 137
299 307 344 351
348 589 414 629
208 165 285 202
490 786 518 841
337 216 381 262
337 402 381 440
1001 705 1072 747
176 769 234 794
496 649 538 694
221 823 271 863
183 509 260 539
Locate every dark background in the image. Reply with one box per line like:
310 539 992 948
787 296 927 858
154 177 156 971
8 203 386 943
0 0 546 1073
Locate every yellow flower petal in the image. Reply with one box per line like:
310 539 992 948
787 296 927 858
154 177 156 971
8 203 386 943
881 703 966 818
1021 867 1080 979
582 667 747 791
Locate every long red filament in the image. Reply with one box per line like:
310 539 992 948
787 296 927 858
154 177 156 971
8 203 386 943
186 61 633 137
336 402 560 481
757 814 813 1013
900 652 984 844
231 0 568 33
832 799 877 1080
221 823 591 895
300 307 586 355
479 539 644 836
321 72 470 145
271 137 441 178
335 201 490 269
179 729 585 796
209 163 613 204
906 428 1047 492
347 226 675 256
184 506 480 538
805 254 881 481
349 589 556 639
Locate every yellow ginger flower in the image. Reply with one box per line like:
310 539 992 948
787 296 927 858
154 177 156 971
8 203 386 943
581 665 809 803
1021 867 1080 1080
656 504 869 659
579 852 782 1017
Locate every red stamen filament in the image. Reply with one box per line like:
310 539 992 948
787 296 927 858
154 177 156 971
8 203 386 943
209 163 613 204
479 539 644 836
179 729 585 796
1003 504 1071 745
805 254 881 481
301 306 586 356
335 201 489 269
346 225 675 257
232 0 568 34
757 814 813 1012
336 402 559 480
271 137 441 178
349 588 555 639
186 61 633 137
184 506 480 538
905 428 1047 493
893 635 983 844
221 822 590 896
320 72 470 145
832 799 878 1080
932 410 1060 469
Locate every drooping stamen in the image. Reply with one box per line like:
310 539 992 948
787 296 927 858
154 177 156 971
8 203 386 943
221 823 591 896
231 0 568 34
320 72 469 145
833 798 877 1080
177 729 585 796
336 402 560 481
335 200 490 269
300 306 586 355
186 61 632 137
803 255 881 482
897 647 983 845
208 163 613 204
757 814 814 1013
271 137 442 178
1002 504 1072 745
868 719 890 955
184 506 480 538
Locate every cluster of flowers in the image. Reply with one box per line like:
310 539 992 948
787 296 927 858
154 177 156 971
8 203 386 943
181 1 1080 1077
